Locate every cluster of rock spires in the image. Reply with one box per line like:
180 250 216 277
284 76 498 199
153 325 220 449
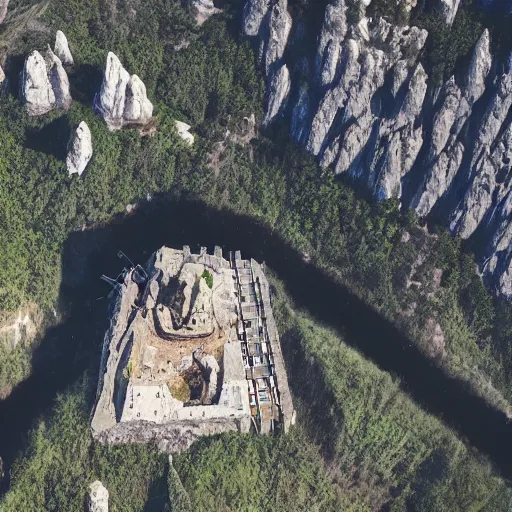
20 31 93 176
242 0 512 298
18 29 167 176
21 45 72 116
93 52 154 131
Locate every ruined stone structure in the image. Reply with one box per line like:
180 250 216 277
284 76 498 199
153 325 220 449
91 246 294 453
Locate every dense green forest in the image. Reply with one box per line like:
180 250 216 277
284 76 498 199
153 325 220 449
0 0 512 510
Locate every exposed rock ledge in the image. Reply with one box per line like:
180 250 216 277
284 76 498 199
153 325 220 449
94 52 153 131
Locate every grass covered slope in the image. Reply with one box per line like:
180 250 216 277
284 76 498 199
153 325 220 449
2 276 510 511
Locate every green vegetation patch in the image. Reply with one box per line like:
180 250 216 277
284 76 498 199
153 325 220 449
200 269 213 289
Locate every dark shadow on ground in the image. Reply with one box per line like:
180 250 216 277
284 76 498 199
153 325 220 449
68 64 103 105
25 115 71 159
1 196 512 497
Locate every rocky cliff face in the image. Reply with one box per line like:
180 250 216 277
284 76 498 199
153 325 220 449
94 52 153 130
242 0 512 298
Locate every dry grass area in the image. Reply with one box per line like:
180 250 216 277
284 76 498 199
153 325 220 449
167 375 191 402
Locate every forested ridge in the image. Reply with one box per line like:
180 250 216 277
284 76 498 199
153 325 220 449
0 0 511 510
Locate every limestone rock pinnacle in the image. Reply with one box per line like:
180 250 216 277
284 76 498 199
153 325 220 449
54 30 74 66
94 52 153 130
22 51 56 116
88 481 109 512
67 122 93 176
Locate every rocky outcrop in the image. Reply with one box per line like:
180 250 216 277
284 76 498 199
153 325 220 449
21 51 55 115
411 29 492 217
262 0 292 75
263 64 290 127
21 47 71 115
482 187 512 298
439 0 461 25
242 0 511 296
447 70 512 246
175 121 194 145
316 0 347 88
191 0 221 25
88 481 109 512
0 0 8 24
243 0 270 37
45 46 72 110
67 122 93 176
54 30 74 66
309 16 428 181
94 52 153 130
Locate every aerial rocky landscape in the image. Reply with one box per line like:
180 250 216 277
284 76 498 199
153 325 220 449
1 0 512 509
244 0 512 298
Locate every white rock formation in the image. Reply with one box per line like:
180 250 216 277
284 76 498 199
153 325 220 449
54 30 74 66
263 0 292 75
0 0 8 24
449 71 512 237
307 15 427 175
439 0 461 25
124 75 153 125
22 51 56 116
88 481 109 512
242 0 511 295
411 29 493 217
0 64 5 84
263 64 290 127
191 0 221 25
67 122 93 176
94 52 153 130
290 84 310 144
21 47 72 115
243 0 271 36
45 46 72 110
411 142 464 218
482 188 512 298
175 121 194 145
316 0 347 88
465 29 492 106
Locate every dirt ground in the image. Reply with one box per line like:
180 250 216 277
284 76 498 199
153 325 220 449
128 311 227 381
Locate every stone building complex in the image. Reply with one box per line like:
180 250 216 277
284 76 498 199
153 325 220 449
91 246 294 452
